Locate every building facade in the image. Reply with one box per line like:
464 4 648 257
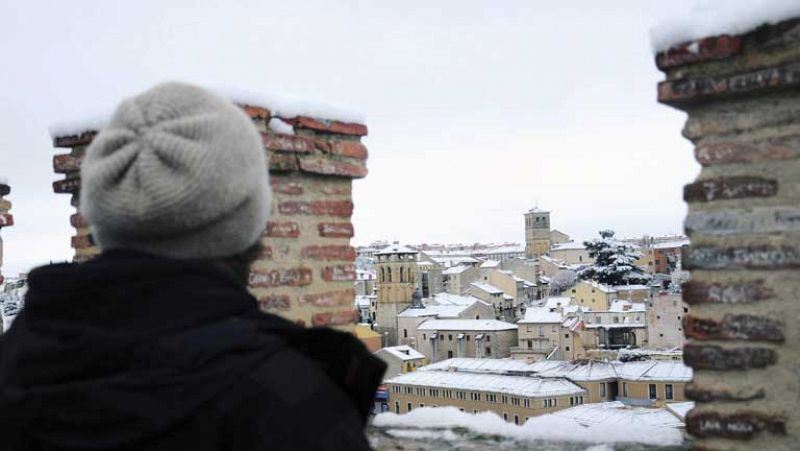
524 208 551 259
373 243 419 346
415 319 518 361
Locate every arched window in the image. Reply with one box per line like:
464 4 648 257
400 267 405 283
380 267 385 282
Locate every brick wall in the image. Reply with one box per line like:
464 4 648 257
51 101 368 329
657 18 800 451
0 183 13 285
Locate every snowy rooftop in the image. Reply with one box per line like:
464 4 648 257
469 281 504 295
653 239 690 250
419 358 535 374
473 245 525 255
544 297 572 309
479 260 500 268
650 0 800 52
378 346 426 361
665 401 695 421
48 85 365 138
615 361 693 382
376 243 418 255
354 295 372 308
528 360 620 382
386 371 584 398
430 256 480 266
519 307 563 324
398 294 487 319
417 319 517 332
550 242 586 251
609 300 647 313
428 293 484 306
442 265 471 275
552 401 684 429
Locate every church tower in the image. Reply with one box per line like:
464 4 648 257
373 242 418 347
524 208 551 259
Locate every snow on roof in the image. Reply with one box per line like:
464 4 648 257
431 256 480 266
379 345 426 361
653 239 690 250
480 260 500 268
48 85 365 138
528 360 620 382
473 245 525 255
442 265 471 275
355 295 373 308
544 297 572 309
550 242 585 251
615 285 651 291
419 358 534 374
650 0 800 52
398 294 487 318
428 293 483 307
417 319 517 332
469 282 504 295
665 402 695 421
552 401 684 429
519 307 563 324
615 361 693 382
376 243 418 255
582 280 617 293
386 371 584 399
609 300 647 313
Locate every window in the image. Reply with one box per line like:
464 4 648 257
666 384 674 400
447 350 453 358
485 347 491 356
395 402 400 414
466 335 470 341
527 340 532 349
649 384 657 399
440 334 444 341
514 415 520 425
403 329 408 338
565 346 570 351
565 334 569 339
420 403 424 408
600 383 606 398
503 413 508 421
538 326 544 337
486 336 490 342
423 334 427 340
407 403 412 412
623 383 629 397
448 334 452 341
552 325 557 332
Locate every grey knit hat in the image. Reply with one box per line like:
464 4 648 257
80 82 270 259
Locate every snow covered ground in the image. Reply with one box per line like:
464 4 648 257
372 404 686 449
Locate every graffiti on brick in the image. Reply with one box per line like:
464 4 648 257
686 410 786 439
685 207 800 236
249 267 313 288
684 176 778 203
683 344 777 370
684 314 784 342
682 280 773 304
684 245 800 270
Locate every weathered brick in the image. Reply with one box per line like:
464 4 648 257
302 289 356 307
659 61 800 105
318 222 354 238
694 141 796 166
656 35 742 70
315 140 368 159
278 200 353 217
682 280 773 305
71 234 95 249
685 383 765 402
686 410 786 439
270 178 303 195
248 267 313 288
264 221 300 238
268 153 300 172
321 264 357 282
301 245 356 261
260 245 273 259
53 131 96 148
683 176 778 203
685 207 800 236
298 155 368 178
320 184 351 195
284 116 368 136
53 178 81 194
684 245 800 270
240 104 270 120
683 344 777 370
311 309 360 327
53 154 83 173
262 133 315 153
684 314 784 342
69 213 89 229
0 213 13 227
256 294 291 311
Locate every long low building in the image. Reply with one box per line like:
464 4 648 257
415 319 518 361
386 370 586 425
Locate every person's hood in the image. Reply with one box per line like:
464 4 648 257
0 251 285 449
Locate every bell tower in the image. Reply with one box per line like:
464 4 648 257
524 208 551 259
373 242 418 346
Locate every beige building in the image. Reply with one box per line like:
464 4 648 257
375 345 428 379
396 293 495 348
373 243 418 346
524 208 551 259
549 242 593 265
416 319 518 361
581 300 648 350
512 307 563 361
647 292 688 349
442 264 480 295
569 280 651 311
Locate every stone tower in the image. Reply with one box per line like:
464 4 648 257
373 242 418 347
524 208 551 259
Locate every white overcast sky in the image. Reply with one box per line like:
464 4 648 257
0 0 699 276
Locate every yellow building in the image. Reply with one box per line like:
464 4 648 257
373 242 418 346
375 345 429 379
524 208 551 259
569 280 651 311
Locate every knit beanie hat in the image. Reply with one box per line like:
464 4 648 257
80 82 270 259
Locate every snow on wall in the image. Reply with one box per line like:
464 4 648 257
651 0 800 52
48 85 365 138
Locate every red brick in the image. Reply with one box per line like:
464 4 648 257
284 116 368 136
268 153 300 172
71 234 94 249
686 410 786 439
239 104 271 120
311 309 360 327
298 155 368 178
270 178 303 195
70 213 89 228
53 154 83 173
656 35 742 70
685 383 765 402
321 185 351 195
318 222 354 238
249 267 313 288
264 221 300 238
684 176 778 203
262 133 314 153
0 213 13 227
315 140 368 159
53 131 97 148
301 245 356 261
695 141 795 166
278 200 353 217
256 294 291 311
684 314 784 342
302 289 356 307
53 178 81 194
321 264 357 282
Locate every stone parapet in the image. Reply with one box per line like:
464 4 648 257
50 98 368 329
656 17 800 451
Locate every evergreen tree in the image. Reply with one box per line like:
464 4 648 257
578 230 651 286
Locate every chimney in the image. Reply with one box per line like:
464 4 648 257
50 93 368 330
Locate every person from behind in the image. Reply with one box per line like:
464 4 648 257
0 82 385 450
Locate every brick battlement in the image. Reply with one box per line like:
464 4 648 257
50 99 369 329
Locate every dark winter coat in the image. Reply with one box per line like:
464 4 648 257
0 250 386 450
